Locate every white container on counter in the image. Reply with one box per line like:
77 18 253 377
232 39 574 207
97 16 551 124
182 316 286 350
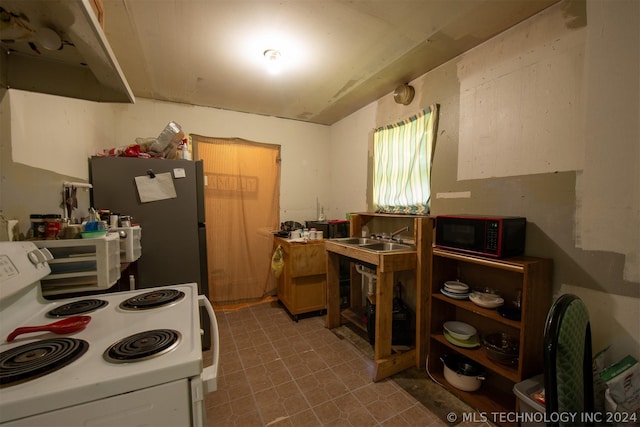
113 226 142 263
33 233 120 296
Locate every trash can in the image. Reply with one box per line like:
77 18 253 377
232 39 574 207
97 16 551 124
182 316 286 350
513 374 545 426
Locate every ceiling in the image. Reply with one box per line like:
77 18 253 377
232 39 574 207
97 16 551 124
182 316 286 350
100 0 558 125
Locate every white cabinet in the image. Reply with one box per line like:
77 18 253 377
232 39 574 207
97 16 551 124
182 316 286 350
34 233 120 296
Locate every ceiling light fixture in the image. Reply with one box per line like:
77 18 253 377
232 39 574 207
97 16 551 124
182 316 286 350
263 49 282 75
264 49 281 61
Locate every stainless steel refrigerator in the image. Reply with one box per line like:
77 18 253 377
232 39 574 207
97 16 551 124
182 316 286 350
89 156 210 345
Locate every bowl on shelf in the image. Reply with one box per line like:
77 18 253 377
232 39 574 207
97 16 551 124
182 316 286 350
443 321 477 341
469 292 504 309
482 332 519 366
474 286 498 295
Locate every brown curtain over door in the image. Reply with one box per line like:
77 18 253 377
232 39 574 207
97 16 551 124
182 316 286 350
192 135 280 305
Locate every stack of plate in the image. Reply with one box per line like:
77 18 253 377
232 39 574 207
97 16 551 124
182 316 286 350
440 280 470 300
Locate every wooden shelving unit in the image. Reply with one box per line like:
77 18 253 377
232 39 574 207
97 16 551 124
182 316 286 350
325 213 432 381
427 248 552 423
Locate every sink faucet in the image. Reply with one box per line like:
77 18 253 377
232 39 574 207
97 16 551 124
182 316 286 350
390 226 409 241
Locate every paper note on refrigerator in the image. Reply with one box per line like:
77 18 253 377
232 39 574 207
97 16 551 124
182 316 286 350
134 172 177 203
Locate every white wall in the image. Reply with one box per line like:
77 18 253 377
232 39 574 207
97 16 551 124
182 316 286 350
328 102 376 219
457 6 586 179
8 91 115 179
579 0 640 283
1 94 330 229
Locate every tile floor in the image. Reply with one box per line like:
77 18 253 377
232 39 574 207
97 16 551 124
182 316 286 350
204 300 488 427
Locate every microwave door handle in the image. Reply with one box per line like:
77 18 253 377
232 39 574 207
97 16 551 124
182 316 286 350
198 295 219 394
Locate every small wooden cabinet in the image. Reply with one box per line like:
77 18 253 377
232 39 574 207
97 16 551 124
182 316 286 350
427 248 552 423
273 237 327 320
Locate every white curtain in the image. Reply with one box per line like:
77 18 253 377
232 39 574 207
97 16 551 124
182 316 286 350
373 104 439 214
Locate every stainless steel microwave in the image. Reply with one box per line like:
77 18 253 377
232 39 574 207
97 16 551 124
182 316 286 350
434 215 526 258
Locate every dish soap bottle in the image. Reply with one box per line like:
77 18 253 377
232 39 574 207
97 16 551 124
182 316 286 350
318 207 325 221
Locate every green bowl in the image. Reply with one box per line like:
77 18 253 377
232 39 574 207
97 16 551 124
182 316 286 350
80 230 108 239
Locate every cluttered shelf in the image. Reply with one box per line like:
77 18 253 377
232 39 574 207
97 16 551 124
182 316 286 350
431 333 520 383
431 294 521 329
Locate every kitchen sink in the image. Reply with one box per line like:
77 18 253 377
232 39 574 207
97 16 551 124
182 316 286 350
333 237 379 245
359 242 415 252
331 237 415 252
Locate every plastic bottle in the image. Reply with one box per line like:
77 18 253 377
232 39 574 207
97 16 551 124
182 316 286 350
181 138 192 160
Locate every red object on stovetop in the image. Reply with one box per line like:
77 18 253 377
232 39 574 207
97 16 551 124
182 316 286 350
6 316 92 342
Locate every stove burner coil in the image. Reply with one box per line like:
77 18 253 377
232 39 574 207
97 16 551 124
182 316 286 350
119 289 185 311
47 299 108 318
104 329 181 363
0 338 89 388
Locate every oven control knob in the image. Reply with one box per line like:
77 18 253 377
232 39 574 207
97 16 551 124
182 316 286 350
27 251 40 265
28 248 53 265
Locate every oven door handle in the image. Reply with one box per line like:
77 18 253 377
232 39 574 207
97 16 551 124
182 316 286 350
198 295 219 394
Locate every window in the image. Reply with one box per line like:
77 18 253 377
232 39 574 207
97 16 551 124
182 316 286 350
373 104 439 214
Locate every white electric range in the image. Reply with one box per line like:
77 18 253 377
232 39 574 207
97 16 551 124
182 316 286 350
0 242 219 426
